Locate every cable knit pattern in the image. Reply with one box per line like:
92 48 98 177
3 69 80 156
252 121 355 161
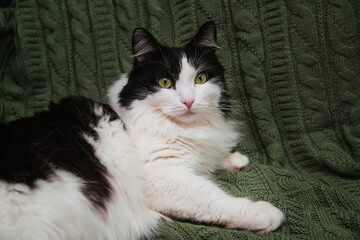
327 0 360 167
229 0 288 166
1 0 359 239
15 0 51 114
37 0 69 100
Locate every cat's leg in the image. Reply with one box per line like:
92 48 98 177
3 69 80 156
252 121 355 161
223 151 249 171
143 165 284 232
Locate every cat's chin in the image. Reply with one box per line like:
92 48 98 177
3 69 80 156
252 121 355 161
174 111 200 124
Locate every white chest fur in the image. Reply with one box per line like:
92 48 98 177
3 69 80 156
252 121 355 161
121 103 238 175
108 74 239 175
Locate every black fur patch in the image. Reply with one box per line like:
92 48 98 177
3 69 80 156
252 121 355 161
0 96 119 210
185 45 231 116
120 22 231 116
120 46 183 107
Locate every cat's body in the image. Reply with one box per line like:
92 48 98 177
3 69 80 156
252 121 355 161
0 97 160 239
0 22 283 239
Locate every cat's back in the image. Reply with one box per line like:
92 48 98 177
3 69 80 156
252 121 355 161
0 96 159 240
0 96 117 187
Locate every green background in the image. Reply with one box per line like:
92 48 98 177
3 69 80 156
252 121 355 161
1 0 359 239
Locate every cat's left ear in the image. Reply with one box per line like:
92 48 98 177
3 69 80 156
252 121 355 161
188 21 219 49
132 28 160 64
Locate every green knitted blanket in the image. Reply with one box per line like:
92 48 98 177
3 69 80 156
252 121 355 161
1 0 359 239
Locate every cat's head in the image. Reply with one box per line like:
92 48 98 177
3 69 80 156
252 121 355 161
110 22 230 124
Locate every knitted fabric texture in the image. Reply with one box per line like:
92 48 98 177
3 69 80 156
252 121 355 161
1 0 359 239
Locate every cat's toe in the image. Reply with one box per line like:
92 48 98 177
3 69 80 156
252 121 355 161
226 200 284 232
223 152 249 171
247 201 284 233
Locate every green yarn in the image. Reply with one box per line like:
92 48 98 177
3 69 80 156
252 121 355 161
1 0 359 239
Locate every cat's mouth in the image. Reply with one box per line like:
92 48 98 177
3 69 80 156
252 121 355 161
159 107 199 123
177 109 199 122
182 111 194 117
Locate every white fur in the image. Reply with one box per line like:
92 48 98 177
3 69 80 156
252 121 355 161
0 114 160 240
223 152 250 171
1 55 283 239
108 57 284 232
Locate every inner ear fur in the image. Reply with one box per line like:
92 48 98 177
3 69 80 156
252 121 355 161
189 21 219 49
132 28 160 64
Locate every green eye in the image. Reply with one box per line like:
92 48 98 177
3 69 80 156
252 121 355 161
158 77 172 88
195 72 207 84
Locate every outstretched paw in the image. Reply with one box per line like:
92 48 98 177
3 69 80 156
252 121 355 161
249 201 284 233
226 200 284 233
223 152 249 171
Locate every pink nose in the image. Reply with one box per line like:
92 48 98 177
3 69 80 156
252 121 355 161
181 99 194 109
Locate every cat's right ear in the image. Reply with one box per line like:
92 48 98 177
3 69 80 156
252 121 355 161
188 21 219 50
132 28 160 65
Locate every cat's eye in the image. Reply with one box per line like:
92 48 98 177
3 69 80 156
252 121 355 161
195 72 207 84
158 77 172 88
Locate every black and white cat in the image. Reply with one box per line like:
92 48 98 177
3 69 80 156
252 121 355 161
0 22 284 239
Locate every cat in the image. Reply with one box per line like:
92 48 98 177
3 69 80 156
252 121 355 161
109 21 284 233
0 22 283 240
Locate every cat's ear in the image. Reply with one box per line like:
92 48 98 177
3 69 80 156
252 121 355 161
188 21 219 49
132 28 160 64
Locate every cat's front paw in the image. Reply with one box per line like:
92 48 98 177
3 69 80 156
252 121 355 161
223 152 249 171
226 200 284 233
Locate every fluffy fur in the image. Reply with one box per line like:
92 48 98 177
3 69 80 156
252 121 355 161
109 22 284 232
0 97 160 240
0 22 283 239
